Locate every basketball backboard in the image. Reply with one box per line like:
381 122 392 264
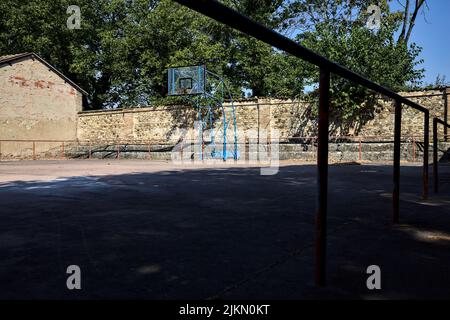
168 65 205 96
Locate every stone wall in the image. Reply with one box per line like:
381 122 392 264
78 102 257 143
77 99 314 143
78 106 198 143
358 90 447 139
77 89 449 143
1 57 446 161
0 56 83 157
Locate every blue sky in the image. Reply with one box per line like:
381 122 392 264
391 0 450 85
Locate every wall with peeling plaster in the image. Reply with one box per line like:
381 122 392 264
0 56 83 156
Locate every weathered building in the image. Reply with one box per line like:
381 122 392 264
0 53 86 157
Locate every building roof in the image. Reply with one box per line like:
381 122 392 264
0 52 87 96
0 53 28 62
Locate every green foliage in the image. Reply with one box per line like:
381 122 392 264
423 74 450 90
284 0 425 133
0 0 425 116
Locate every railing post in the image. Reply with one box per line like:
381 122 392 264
180 138 184 161
0 141 2 161
423 112 429 200
433 118 438 193
116 143 120 160
202 140 205 160
148 143 152 160
393 99 402 224
444 89 448 142
313 137 317 161
32 141 36 160
89 141 92 159
412 136 416 162
245 137 249 161
315 68 330 286
268 136 272 159
359 138 362 161
61 142 65 160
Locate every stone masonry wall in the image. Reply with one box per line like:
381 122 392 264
78 106 198 143
358 90 447 139
77 89 449 144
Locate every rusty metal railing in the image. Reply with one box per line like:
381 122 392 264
173 0 448 286
433 118 450 192
0 139 174 161
0 136 438 162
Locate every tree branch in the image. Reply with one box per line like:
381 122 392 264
397 0 409 43
404 0 426 44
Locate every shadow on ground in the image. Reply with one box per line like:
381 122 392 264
0 163 449 299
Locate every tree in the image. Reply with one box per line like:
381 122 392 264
0 0 294 107
0 0 426 114
397 0 428 45
0 0 127 108
281 0 425 134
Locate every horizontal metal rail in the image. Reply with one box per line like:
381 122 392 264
436 118 450 126
0 137 434 160
0 135 442 144
0 139 174 145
